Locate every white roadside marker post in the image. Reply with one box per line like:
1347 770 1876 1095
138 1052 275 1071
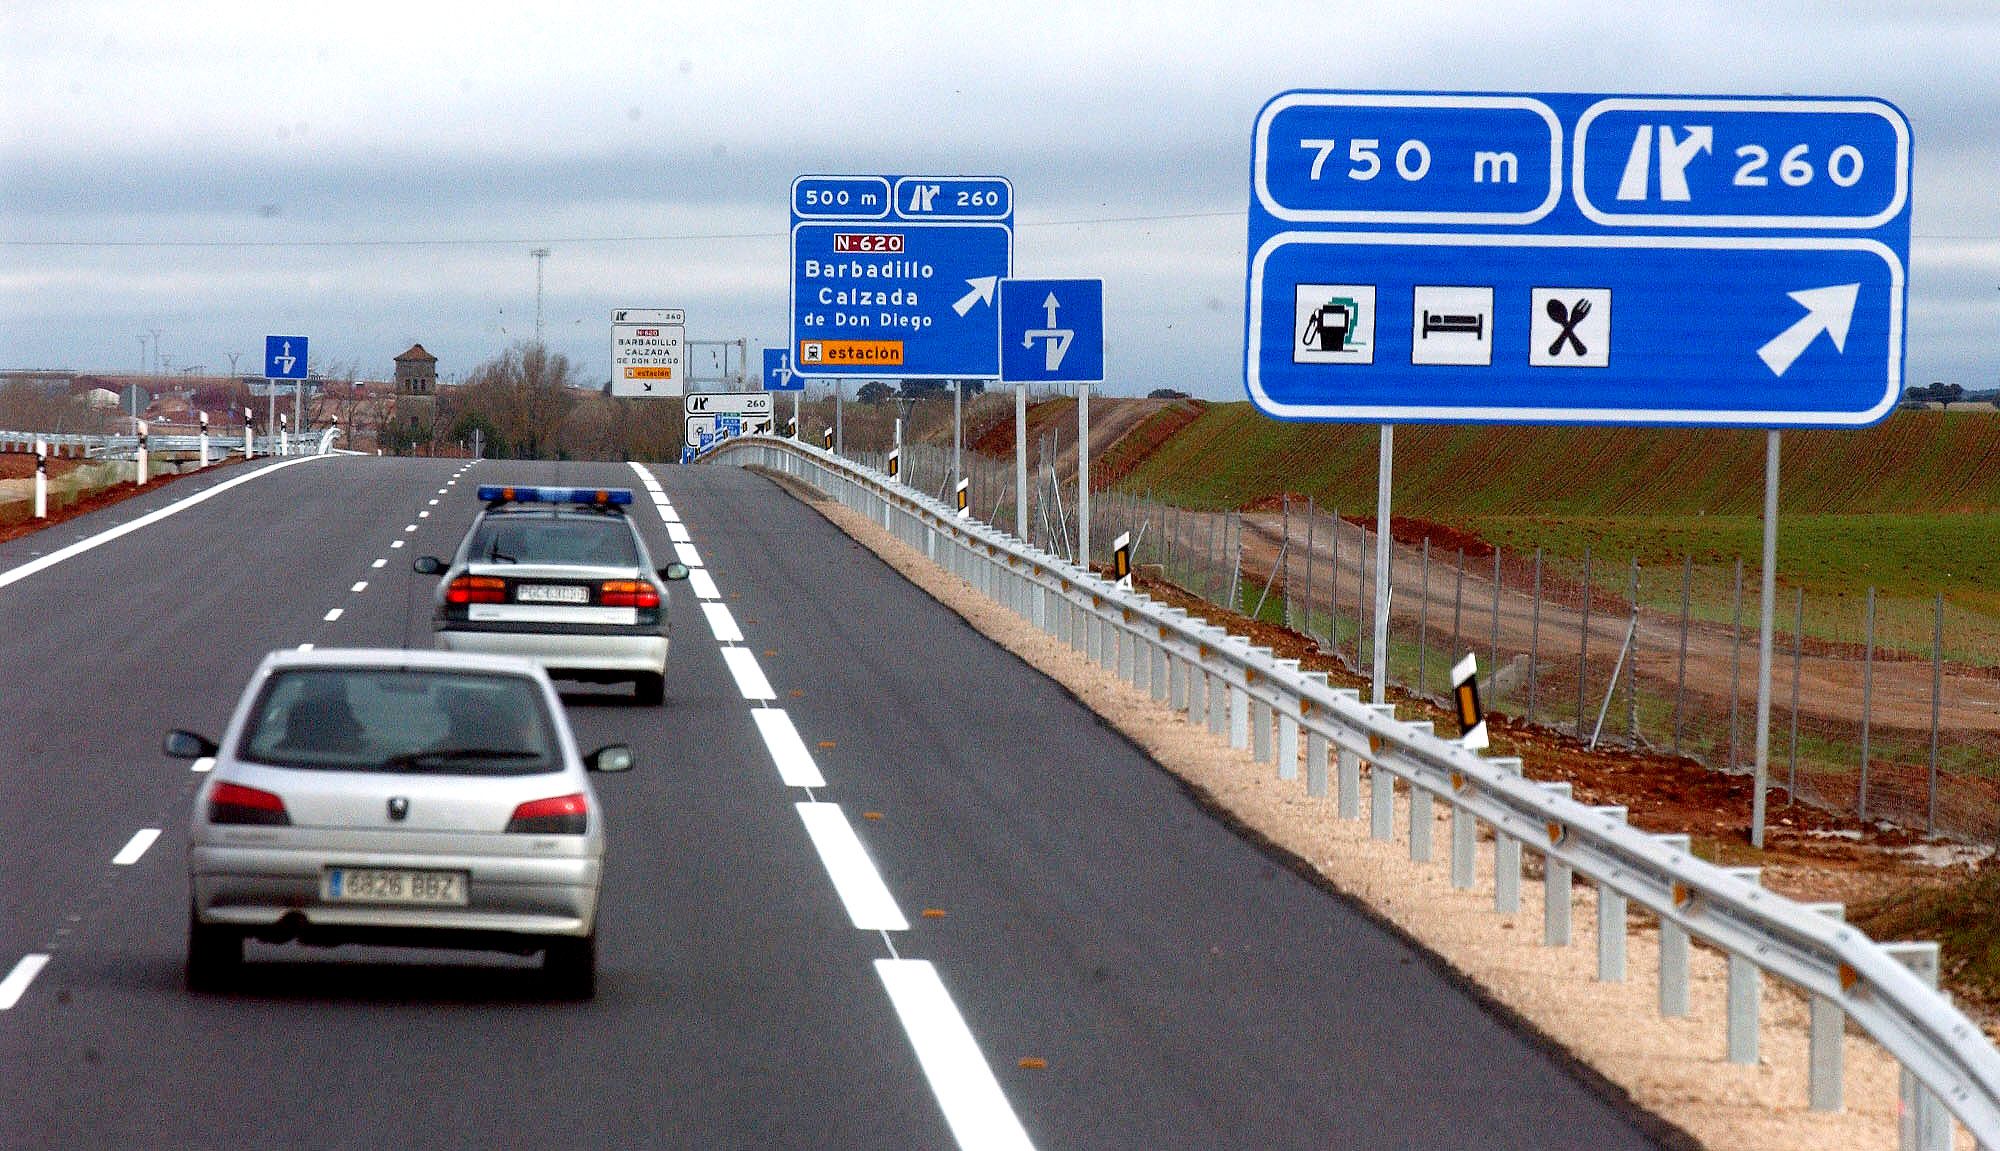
33 437 47 519
136 420 148 485
198 410 210 468
279 412 289 457
244 407 255 459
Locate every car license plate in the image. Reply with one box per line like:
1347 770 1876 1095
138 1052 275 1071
517 583 589 604
322 867 467 906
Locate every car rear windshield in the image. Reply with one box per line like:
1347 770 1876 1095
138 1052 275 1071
240 668 560 775
463 514 639 567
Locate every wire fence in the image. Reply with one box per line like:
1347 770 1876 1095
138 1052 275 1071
1055 486 2000 843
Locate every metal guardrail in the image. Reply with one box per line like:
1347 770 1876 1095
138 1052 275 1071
705 432 1999 1150
0 429 334 458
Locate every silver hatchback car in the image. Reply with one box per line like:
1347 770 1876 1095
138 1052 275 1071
168 647 633 998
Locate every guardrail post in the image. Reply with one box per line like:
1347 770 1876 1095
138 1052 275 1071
1725 867 1764 1065
1450 768 1477 891
1230 677 1251 751
1884 942 1951 1151
1490 758 1525 913
1209 653 1230 739
1251 692 1274 763
1167 616 1190 710
1303 675 1333 797
1367 703 1398 840
1275 663 1302 780
1804 902 1846 1112
1151 629 1170 703
1653 833 1693 1017
1540 782 1574 946
1592 806 1630 982
1338 710 1364 821
1405 721 1436 862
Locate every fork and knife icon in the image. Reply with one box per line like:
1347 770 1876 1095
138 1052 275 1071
1545 297 1592 357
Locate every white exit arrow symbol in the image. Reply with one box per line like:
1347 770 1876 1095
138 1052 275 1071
1757 283 1859 378
952 276 998 317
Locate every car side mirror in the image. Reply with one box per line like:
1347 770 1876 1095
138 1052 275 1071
659 563 690 582
164 729 218 759
413 556 446 575
586 744 634 773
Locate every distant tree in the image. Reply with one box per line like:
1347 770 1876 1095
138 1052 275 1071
1148 388 1191 400
1939 383 1965 411
897 379 949 402
857 381 894 405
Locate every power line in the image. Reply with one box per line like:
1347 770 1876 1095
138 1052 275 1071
0 210 1244 250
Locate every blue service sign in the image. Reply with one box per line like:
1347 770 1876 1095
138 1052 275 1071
763 347 803 391
790 175 1013 379
264 335 309 380
1000 278 1105 384
1246 92 1911 427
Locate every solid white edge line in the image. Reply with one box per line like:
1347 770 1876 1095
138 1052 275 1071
0 454 325 593
0 954 51 1010
876 959 1037 1151
721 646 776 701
323 608 343 622
795 803 907 931
674 541 704 568
112 828 162 866
702 601 744 644
191 756 216 773
661 506 681 524
752 708 826 789
667 522 692 544
688 568 720 600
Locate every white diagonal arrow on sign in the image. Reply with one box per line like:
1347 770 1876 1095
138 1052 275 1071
952 276 998 317
1756 283 1860 378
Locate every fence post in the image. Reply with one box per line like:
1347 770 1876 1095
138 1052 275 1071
1330 507 1342 655
1861 586 1876 822
1281 495 1293 628
1528 549 1544 724
1303 497 1317 640
1654 833 1692 1017
1789 586 1805 805
1490 547 1502 705
1452 547 1465 688
1729 557 1746 771
1418 537 1431 698
1626 559 1641 745
1725 867 1763 1065
1675 555 1692 755
1929 591 1942 836
1577 546 1592 736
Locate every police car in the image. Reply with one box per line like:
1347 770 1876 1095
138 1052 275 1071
414 485 687 705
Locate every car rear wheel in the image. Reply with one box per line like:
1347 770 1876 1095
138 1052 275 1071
544 934 596 1000
633 672 664 707
186 909 243 993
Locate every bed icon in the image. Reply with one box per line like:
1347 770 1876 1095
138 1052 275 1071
1421 310 1484 340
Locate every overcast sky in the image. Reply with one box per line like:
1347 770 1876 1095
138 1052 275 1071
1 1 1994 401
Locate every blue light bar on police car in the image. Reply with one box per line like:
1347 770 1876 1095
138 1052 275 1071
477 484 634 506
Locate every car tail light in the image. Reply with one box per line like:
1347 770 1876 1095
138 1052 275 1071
599 579 659 608
447 575 507 605
507 793 588 835
209 782 291 826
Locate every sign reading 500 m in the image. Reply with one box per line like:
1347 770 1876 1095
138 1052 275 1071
1245 91 1912 428
790 175 1013 378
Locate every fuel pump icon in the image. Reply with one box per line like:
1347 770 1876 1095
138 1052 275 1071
1302 297 1359 352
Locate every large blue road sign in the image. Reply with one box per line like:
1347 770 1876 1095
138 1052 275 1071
791 175 1012 379
762 347 802 391
1246 92 1911 427
1001 278 1104 384
264 335 309 381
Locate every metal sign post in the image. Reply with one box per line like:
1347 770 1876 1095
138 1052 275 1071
1752 431 1782 847
1000 278 1105 569
1371 426 1392 703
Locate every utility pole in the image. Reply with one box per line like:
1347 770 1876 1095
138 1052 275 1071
531 248 551 347
226 351 241 377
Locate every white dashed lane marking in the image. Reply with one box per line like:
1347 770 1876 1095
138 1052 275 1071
111 829 161 866
721 647 775 701
371 558 386 569
877 960 1037 1151
752 708 826 789
323 608 343 622
350 581 368 593
702 602 743 643
667 523 692 544
688 568 720 601
0 954 50 1010
795 803 909 932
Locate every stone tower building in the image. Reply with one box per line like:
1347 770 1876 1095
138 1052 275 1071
391 344 439 451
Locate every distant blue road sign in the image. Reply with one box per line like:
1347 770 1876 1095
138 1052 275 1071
1000 278 1104 384
1246 92 1911 427
790 175 1013 379
763 347 803 391
264 335 309 381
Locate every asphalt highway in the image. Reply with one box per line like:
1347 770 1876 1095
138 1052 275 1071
0 453 1678 1149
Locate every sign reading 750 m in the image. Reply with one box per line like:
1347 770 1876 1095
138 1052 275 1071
1245 92 1912 427
790 175 1013 379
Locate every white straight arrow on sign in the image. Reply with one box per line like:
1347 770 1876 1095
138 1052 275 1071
1757 282 1860 378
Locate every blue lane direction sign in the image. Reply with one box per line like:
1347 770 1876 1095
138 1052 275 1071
763 347 802 392
264 335 309 381
1000 278 1104 384
1246 91 1911 427
790 175 1012 379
